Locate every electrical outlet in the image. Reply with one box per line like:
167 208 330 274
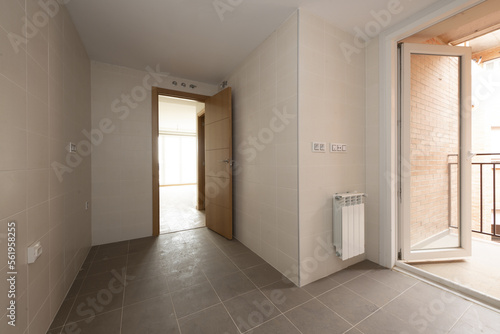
331 143 347 153
312 142 326 153
67 142 77 153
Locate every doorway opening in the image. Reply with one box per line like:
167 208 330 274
158 95 206 234
152 88 209 236
397 1 500 305
151 87 233 239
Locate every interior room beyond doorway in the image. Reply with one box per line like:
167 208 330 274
158 95 206 234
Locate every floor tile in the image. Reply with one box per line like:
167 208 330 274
65 278 84 299
383 291 465 333
123 275 169 306
127 236 160 254
166 265 208 292
48 227 496 334
46 327 62 334
286 299 351 334
87 256 127 276
210 271 256 301
224 289 279 332
79 271 126 296
243 263 284 288
449 304 500 334
200 257 239 281
49 298 75 329
170 282 220 318
344 275 401 307
318 286 378 324
93 243 129 262
302 276 340 297
227 251 265 270
403 282 471 315
260 279 312 312
178 304 238 334
125 260 170 281
160 185 205 234
66 289 123 323
122 294 179 334
249 315 301 334
356 309 419 334
62 309 122 334
365 269 418 292
330 260 381 284
126 249 169 267
220 240 251 256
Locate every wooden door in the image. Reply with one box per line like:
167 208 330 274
204 87 233 239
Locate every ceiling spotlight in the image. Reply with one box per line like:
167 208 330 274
190 84 197 89
181 83 186 87
172 81 177 86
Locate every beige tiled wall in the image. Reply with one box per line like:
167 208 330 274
226 12 300 284
0 1 91 333
90 62 218 245
297 10 367 286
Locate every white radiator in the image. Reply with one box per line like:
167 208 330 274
333 193 365 260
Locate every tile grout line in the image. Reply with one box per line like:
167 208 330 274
314 295 356 328
240 314 283 334
446 303 473 333
218 237 295 333
201 234 291 333
201 270 244 333
169 293 184 334
56 245 98 332
118 241 130 334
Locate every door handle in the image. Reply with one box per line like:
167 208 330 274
219 159 235 167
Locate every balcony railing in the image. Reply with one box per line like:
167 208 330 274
449 153 500 237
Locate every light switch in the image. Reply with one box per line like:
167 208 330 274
312 142 326 153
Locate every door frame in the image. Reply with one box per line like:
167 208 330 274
399 43 472 261
197 111 205 211
378 0 483 267
152 87 209 236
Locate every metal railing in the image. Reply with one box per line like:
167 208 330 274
449 153 500 237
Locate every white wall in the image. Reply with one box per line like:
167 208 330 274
0 2 91 333
365 37 380 263
91 61 217 245
297 10 367 286
226 12 300 284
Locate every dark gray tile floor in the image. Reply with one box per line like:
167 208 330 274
48 227 500 334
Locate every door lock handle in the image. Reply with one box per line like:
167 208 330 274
219 159 235 167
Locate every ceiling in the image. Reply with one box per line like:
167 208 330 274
401 0 500 62
66 0 442 85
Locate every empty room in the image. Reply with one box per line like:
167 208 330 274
1 0 499 333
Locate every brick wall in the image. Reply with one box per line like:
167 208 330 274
409 54 460 246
